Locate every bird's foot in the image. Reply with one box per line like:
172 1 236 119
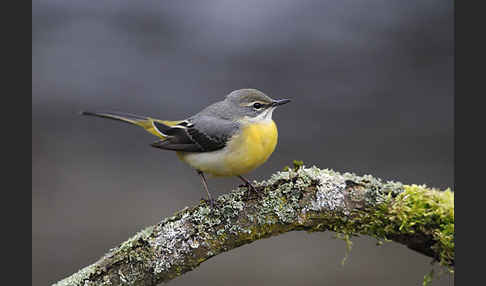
240 182 259 198
201 197 216 208
247 182 257 194
237 175 260 198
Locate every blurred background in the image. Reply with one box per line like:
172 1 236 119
32 0 453 285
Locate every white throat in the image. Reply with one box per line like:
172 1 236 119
252 107 275 122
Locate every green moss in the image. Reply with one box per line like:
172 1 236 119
292 160 304 170
423 269 434 286
303 179 454 272
335 233 353 265
393 185 454 268
283 159 304 172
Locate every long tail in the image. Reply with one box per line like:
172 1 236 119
81 110 181 138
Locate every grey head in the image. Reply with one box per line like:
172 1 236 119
193 88 291 121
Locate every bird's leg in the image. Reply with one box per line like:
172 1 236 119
197 170 214 207
237 175 257 194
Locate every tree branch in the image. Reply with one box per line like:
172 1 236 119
53 164 454 286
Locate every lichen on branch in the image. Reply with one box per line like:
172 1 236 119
53 164 454 286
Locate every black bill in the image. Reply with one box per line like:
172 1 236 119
272 99 291 106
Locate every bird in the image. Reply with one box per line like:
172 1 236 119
81 88 291 207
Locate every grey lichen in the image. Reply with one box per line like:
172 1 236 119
307 168 347 212
53 164 453 286
53 263 99 286
150 214 195 274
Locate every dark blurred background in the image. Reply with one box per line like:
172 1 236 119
32 0 453 285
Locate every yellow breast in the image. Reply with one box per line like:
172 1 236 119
222 120 278 176
176 120 278 177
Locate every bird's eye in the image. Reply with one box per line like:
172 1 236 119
253 102 263 109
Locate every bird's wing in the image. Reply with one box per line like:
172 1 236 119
151 115 239 152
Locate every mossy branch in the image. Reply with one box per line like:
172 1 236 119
53 165 454 286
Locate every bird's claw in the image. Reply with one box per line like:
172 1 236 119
241 182 258 197
201 197 215 208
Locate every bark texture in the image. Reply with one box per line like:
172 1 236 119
53 164 454 286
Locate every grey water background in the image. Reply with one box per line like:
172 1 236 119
32 0 453 285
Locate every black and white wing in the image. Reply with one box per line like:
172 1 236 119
150 115 239 152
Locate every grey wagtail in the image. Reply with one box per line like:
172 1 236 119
82 88 291 207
